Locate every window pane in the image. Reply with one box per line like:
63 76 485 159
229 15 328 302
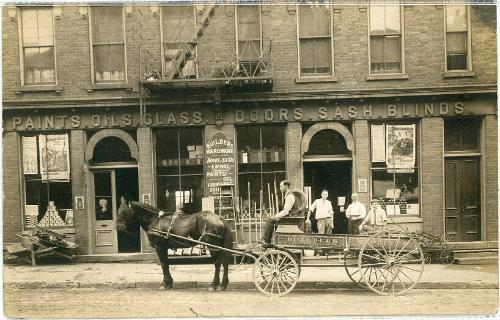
370 36 384 63
306 129 350 156
156 128 180 174
94 44 125 82
299 40 315 74
461 120 480 151
162 6 194 42
395 171 419 204
239 40 260 61
315 38 331 73
92 7 124 43
445 119 480 151
179 127 204 174
446 5 467 32
372 170 393 199
447 54 467 70
446 32 467 53
369 6 386 34
298 6 314 37
444 120 462 151
384 5 400 34
24 47 55 84
157 176 179 213
180 175 204 213
22 10 39 46
237 6 260 40
37 9 54 46
314 6 331 37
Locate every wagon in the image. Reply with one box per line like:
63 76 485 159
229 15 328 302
151 216 425 297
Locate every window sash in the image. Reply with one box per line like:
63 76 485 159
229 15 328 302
298 5 331 38
91 7 124 44
370 35 401 73
162 6 195 42
299 38 332 75
369 4 401 35
93 44 126 82
24 46 56 84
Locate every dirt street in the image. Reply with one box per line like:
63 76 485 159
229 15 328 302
4 287 498 318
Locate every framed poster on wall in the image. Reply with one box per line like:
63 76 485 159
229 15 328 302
22 136 38 174
386 124 415 172
39 134 70 180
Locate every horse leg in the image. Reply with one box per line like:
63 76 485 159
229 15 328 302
155 246 173 290
217 253 230 291
208 252 221 292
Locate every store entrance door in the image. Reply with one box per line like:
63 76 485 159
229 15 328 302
304 161 352 234
92 168 140 254
445 157 481 241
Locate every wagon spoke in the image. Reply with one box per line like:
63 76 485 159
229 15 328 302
394 265 417 284
362 252 386 262
367 243 386 258
394 248 420 263
394 238 413 260
392 235 402 256
398 265 423 273
394 270 408 291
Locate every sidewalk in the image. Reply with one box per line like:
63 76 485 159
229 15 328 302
3 262 498 290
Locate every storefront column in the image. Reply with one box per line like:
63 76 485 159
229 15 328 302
137 127 155 253
421 117 445 236
287 122 303 190
70 130 89 254
353 120 369 206
3 132 23 244
483 115 498 241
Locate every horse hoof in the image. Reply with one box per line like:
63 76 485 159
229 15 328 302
216 286 227 291
208 286 216 292
159 284 172 290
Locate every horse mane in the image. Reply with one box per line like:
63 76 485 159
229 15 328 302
130 201 161 215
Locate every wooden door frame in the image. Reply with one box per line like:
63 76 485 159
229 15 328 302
443 154 482 241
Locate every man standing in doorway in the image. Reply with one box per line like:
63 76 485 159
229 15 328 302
261 180 297 246
346 193 366 234
306 189 334 235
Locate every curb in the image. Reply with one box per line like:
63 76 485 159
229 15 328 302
4 281 498 290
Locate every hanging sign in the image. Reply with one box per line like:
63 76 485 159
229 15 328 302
205 132 235 196
39 134 70 180
22 136 39 174
386 124 415 173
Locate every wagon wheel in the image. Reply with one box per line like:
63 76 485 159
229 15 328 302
253 249 300 297
358 232 424 295
343 252 367 288
437 250 455 264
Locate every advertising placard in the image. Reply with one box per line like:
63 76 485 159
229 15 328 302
205 132 235 196
39 134 70 180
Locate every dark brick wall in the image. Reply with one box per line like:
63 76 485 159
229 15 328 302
421 118 445 236
3 5 497 102
353 120 370 206
286 122 303 189
70 130 89 254
484 115 498 241
3 132 23 244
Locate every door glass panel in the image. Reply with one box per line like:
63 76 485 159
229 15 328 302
445 161 458 208
94 171 113 220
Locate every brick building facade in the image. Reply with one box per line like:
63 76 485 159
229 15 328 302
2 4 497 257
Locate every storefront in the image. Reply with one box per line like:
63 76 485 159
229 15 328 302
3 94 497 255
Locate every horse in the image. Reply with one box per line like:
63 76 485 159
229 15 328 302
116 201 233 291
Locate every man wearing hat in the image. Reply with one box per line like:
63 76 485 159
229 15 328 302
359 199 388 233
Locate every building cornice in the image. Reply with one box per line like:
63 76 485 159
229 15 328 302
3 84 497 111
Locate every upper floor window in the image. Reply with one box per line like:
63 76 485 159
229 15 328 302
236 6 262 76
369 4 403 74
445 5 470 71
298 5 333 76
161 6 196 79
90 6 126 83
20 8 56 85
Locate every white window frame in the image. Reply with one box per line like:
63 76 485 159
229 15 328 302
235 5 263 72
444 5 472 72
17 7 58 86
367 4 405 75
88 6 128 84
296 4 335 78
159 6 198 78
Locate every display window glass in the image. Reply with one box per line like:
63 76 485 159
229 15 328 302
21 134 73 228
237 125 286 214
370 122 420 216
155 128 204 214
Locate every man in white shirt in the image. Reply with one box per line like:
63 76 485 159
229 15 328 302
359 199 388 233
306 189 334 235
346 193 366 234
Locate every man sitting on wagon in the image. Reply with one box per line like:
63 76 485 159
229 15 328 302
261 180 305 247
358 199 388 233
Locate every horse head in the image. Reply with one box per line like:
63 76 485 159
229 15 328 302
116 199 138 233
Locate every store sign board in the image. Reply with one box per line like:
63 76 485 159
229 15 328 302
205 132 235 196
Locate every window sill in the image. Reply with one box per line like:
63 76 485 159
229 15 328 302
85 83 133 93
366 74 409 81
443 70 475 78
15 85 63 95
295 75 338 83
